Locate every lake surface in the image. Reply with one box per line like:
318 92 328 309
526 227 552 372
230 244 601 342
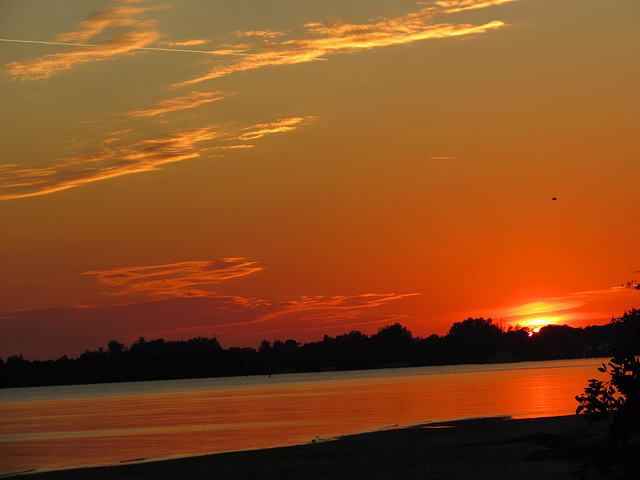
0 358 607 477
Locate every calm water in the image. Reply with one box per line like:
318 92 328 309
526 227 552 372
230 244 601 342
0 358 607 476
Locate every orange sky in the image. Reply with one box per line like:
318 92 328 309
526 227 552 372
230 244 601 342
1 0 639 359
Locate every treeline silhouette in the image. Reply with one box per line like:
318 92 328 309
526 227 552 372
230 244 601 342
2 311 639 388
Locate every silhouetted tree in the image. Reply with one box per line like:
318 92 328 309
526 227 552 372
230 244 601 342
372 324 415 365
446 317 502 362
259 340 271 353
373 324 413 345
107 341 125 355
447 317 501 337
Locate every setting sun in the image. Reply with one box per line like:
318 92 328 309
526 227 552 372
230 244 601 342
503 301 573 332
526 317 562 328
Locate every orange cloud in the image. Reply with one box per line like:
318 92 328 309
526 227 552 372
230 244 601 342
6 5 162 80
432 0 518 14
238 117 311 140
2 1 513 202
146 292 420 338
128 91 225 118
84 259 263 298
159 39 210 47
0 127 216 199
0 117 312 200
55 6 160 44
237 293 421 328
236 30 286 39
174 3 508 86
7 31 161 80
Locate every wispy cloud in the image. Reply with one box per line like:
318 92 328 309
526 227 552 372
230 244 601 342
128 91 225 118
84 259 262 298
174 2 510 86
159 39 210 47
430 0 518 14
54 6 162 44
0 117 313 200
238 117 311 140
236 30 286 39
0 128 214 199
6 5 163 80
2 0 514 200
239 293 421 328
138 292 420 345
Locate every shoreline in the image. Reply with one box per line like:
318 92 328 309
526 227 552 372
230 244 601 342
6 415 615 479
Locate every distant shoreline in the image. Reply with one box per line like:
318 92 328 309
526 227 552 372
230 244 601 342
5 415 615 480
1 353 613 392
5 318 630 389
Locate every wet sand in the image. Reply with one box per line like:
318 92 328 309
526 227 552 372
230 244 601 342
9 415 617 479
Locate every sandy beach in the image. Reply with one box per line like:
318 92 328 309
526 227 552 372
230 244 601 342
9 415 630 480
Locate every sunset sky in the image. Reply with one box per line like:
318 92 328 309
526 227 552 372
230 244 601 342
1 0 639 360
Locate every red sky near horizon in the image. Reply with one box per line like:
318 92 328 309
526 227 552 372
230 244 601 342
1 0 639 360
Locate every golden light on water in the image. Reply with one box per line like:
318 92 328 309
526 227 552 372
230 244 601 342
0 360 609 475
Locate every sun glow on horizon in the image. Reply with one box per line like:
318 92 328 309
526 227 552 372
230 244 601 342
523 317 565 336
525 316 564 327
504 300 576 332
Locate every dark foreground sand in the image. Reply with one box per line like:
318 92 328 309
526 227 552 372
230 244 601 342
11 415 636 480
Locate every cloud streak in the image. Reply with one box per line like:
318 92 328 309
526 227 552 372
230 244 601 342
84 259 262 298
5 5 163 80
0 117 313 200
228 293 421 330
236 30 286 39
431 0 518 14
173 1 511 86
2 0 515 200
156 293 420 343
158 39 210 47
237 117 311 140
0 128 214 199
128 91 226 118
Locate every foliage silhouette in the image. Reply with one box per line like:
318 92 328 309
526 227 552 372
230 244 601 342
576 355 640 443
575 309 640 477
576 310 640 440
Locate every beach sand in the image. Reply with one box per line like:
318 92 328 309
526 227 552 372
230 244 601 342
10 415 627 479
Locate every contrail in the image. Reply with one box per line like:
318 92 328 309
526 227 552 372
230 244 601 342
0 38 254 56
